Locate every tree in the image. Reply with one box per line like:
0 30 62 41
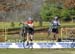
40 3 50 21
60 8 71 21
40 3 61 21
60 9 70 17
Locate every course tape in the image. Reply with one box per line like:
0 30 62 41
0 42 75 48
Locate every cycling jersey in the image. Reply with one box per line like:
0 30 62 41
52 20 60 29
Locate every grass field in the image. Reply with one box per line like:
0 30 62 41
0 22 75 54
0 22 75 42
0 22 75 29
0 28 74 42
0 49 75 54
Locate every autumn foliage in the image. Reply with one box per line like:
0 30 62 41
64 0 75 8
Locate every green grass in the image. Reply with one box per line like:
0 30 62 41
0 22 75 42
0 22 47 29
3 33 48 42
1 32 65 42
0 22 20 29
0 21 75 29
0 49 75 54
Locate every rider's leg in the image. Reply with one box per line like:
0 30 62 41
56 29 59 41
52 29 56 40
29 34 33 46
54 31 59 41
23 36 26 42
29 30 34 45
51 31 56 41
52 28 59 41
30 34 33 41
29 28 34 42
26 33 30 45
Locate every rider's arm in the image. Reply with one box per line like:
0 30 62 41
58 21 61 26
48 21 52 32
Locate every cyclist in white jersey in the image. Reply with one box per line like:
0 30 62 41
51 16 60 41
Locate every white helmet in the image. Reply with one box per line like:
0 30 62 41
28 17 33 20
54 16 58 20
